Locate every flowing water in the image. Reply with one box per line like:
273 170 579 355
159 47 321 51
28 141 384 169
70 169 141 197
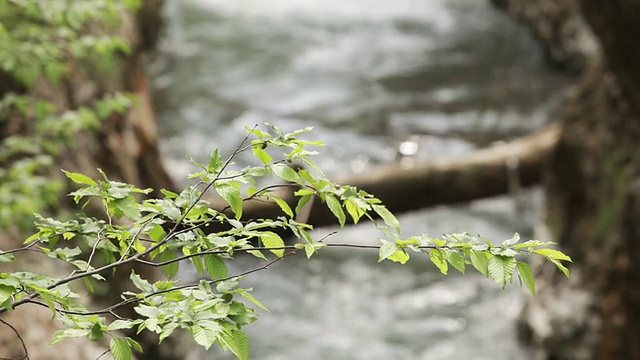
150 0 568 359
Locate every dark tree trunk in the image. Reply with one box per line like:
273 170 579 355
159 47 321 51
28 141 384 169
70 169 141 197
501 0 640 359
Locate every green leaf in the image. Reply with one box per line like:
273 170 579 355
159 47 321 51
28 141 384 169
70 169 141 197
345 199 366 224
272 195 294 218
304 243 316 259
124 337 143 353
516 261 536 296
112 197 141 220
378 240 397 262
325 194 346 227
237 288 269 312
130 271 153 293
532 248 572 262
548 258 571 278
110 337 133 360
488 255 517 288
159 249 179 278
0 285 15 306
514 240 555 249
372 205 400 233
40 293 57 318
108 320 141 331
259 232 285 257
215 182 243 220
204 254 227 280
219 329 249 360
83 276 94 294
159 323 179 343
501 233 520 246
50 328 90 344
208 149 222 172
252 144 272 164
446 251 466 274
469 250 489 277
387 249 410 264
0 254 15 262
294 194 313 218
429 248 448 274
272 163 302 184
192 325 219 350
89 322 105 341
62 170 97 186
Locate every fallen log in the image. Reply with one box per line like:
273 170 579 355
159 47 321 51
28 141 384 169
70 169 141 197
207 123 561 228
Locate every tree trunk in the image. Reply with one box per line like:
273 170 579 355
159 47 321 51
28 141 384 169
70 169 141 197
505 0 640 359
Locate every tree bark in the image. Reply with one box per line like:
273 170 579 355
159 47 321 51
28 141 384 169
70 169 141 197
501 0 640 359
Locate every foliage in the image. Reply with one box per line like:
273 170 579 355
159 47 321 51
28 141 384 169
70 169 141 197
0 0 138 229
0 125 572 360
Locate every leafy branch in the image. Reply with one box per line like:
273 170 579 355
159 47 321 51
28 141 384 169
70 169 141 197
0 125 571 360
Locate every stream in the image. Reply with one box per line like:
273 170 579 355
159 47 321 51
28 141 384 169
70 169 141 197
149 0 568 359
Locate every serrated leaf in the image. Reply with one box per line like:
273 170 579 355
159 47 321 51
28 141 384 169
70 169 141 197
237 288 269 312
0 285 15 307
208 149 222 172
304 243 315 259
388 249 410 264
259 232 285 257
159 249 179 278
548 258 571 278
192 325 218 350
112 197 141 220
295 194 312 218
469 250 489 277
108 320 140 331
124 337 143 353
147 224 166 242
514 240 555 249
50 328 90 345
159 323 178 343
272 195 293 218
41 293 56 318
204 254 227 280
219 329 249 360
345 199 366 224
372 205 400 233
62 170 97 186
488 255 516 288
252 145 272 164
215 183 243 220
272 163 302 184
378 240 397 262
429 248 448 274
110 337 132 360
130 271 153 293
516 261 536 296
446 251 466 274
501 233 520 246
89 322 104 342
325 194 345 227
532 248 572 262
191 253 205 276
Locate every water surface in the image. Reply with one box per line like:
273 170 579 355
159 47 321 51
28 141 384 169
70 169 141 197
150 0 566 358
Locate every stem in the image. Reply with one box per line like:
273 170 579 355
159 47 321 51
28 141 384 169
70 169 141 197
0 317 29 360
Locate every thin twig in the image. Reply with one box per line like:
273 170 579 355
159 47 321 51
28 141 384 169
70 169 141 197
95 349 109 360
0 317 29 360
0 241 40 256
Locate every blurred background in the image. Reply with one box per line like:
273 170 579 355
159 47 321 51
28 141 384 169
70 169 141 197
149 0 568 358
